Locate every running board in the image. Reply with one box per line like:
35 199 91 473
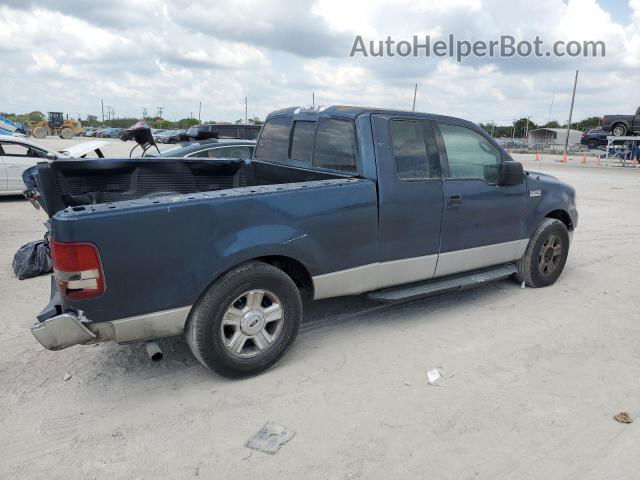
367 264 518 302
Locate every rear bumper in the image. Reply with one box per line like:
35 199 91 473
31 313 96 350
31 305 191 351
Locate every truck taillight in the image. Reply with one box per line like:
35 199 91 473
50 240 105 299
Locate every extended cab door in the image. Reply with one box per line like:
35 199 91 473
433 122 527 277
372 114 444 289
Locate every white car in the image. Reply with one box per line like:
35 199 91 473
0 136 108 195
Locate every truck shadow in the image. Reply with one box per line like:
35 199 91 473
109 280 519 381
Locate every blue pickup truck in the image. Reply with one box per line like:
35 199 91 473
30 106 578 378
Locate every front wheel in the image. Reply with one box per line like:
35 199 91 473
516 219 570 288
185 262 302 378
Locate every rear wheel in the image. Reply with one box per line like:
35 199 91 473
612 124 627 137
516 218 570 288
32 126 47 139
186 262 302 378
587 140 598 150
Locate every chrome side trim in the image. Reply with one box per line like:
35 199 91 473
378 254 438 290
312 239 529 300
434 239 529 278
312 254 438 300
312 263 379 300
88 306 192 344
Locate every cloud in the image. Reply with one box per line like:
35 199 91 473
1 0 639 125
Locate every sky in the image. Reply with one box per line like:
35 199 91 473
1 0 639 125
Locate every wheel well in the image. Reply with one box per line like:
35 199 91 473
257 255 314 300
546 209 573 231
612 122 627 130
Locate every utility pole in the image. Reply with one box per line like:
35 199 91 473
101 99 105 127
412 83 418 112
244 97 248 124
491 122 495 138
142 107 147 119
525 117 530 138
547 93 555 126
312 92 315 107
198 101 201 123
563 70 579 159
157 107 164 119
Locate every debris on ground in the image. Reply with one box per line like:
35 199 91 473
426 368 443 386
12 238 52 280
63 373 72 381
613 412 633 424
245 422 295 454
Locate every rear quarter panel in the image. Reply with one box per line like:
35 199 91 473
51 179 379 322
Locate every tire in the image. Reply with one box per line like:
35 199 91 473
587 140 598 150
185 262 302 378
32 126 47 139
516 219 570 288
60 128 73 139
612 124 627 137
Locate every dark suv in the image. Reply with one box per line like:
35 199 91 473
186 124 261 141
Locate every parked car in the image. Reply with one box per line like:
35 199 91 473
147 139 255 158
83 128 99 137
97 128 123 138
28 106 577 378
580 128 609 149
186 123 261 141
0 135 107 195
163 129 187 144
601 106 640 136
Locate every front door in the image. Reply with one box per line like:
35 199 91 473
433 122 527 277
372 114 444 289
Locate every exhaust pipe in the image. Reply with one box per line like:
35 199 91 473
144 341 163 362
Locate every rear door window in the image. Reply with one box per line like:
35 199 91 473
390 120 438 180
312 118 357 172
254 117 292 162
289 121 316 165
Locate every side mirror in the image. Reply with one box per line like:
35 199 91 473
498 161 524 186
46 152 58 160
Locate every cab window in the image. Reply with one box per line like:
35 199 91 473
289 121 316 165
438 124 500 183
312 118 357 173
254 117 291 162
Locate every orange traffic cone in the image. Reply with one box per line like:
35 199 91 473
562 154 568 163
581 154 587 164
535 151 541 161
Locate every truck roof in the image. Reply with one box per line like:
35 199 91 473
266 105 476 128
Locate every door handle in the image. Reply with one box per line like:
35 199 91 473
447 194 462 209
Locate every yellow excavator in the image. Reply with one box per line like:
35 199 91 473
30 112 82 139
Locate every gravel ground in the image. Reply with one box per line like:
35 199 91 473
1 138 640 479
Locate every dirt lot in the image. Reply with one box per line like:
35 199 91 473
2 139 640 479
